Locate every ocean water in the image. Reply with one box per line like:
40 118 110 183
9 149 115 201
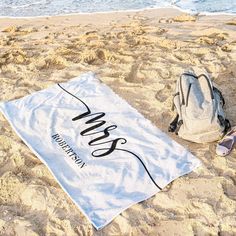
0 0 236 17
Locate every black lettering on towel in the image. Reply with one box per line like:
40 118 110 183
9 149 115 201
57 83 162 190
52 133 86 169
73 112 127 158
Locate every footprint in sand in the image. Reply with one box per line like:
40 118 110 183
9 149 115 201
125 63 142 83
172 14 197 22
226 20 236 26
2 26 37 35
155 88 169 102
2 26 20 33
158 18 173 23
222 182 236 201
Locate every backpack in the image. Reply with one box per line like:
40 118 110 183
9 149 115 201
168 70 231 143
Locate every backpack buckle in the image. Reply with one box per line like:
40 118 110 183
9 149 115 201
175 120 183 135
168 114 179 132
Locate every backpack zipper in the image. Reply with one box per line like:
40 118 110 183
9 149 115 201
180 72 198 105
180 75 185 105
197 74 214 100
181 73 214 104
186 83 192 107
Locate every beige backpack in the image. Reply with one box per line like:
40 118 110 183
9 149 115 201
168 70 231 143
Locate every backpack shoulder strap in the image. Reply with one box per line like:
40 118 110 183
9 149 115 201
213 86 225 106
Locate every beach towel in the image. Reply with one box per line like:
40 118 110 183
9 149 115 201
0 72 201 229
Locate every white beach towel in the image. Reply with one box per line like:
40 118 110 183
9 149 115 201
0 72 201 229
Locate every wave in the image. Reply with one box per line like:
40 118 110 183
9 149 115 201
172 0 236 14
0 0 49 9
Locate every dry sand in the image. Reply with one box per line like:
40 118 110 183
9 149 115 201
0 8 236 236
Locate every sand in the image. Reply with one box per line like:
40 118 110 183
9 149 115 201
0 8 236 236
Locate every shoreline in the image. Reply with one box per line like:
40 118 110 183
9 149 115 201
0 7 235 29
0 5 236 20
